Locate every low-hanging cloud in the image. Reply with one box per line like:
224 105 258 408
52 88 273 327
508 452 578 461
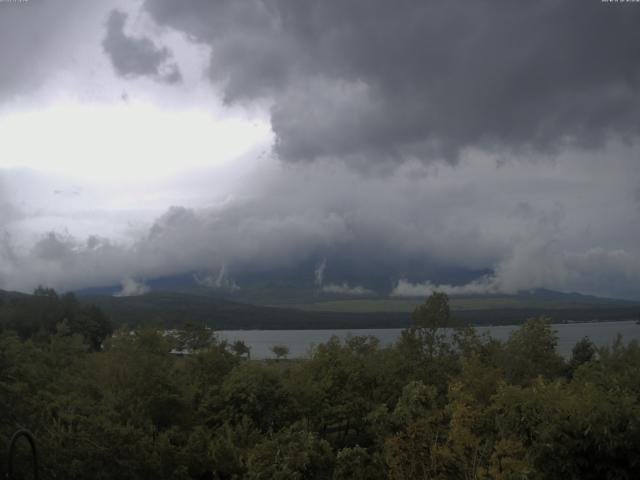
115 277 150 297
391 243 640 300
391 278 501 298
313 258 372 296
322 283 373 296
314 259 326 287
194 265 240 292
2 147 640 299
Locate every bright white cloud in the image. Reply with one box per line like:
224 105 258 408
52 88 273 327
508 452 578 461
391 278 500 298
115 277 150 297
322 283 373 296
391 244 640 300
0 102 272 182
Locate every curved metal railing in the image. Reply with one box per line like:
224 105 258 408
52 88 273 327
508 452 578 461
6 429 38 480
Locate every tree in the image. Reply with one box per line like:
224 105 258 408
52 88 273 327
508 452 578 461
220 362 294 431
246 429 334 480
33 285 58 298
71 304 113 351
290 335 400 449
401 291 454 360
503 317 565 385
271 344 290 360
175 321 216 352
567 336 596 377
385 381 447 479
333 446 386 480
231 339 252 359
396 292 460 394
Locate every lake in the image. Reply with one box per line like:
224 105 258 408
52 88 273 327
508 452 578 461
218 320 640 359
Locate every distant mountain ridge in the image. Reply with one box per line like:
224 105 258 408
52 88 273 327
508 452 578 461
71 287 640 330
0 289 30 302
78 291 410 330
3 285 639 330
74 272 640 306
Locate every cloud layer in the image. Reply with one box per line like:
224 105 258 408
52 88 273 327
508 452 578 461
0 1 640 302
142 0 640 165
2 147 640 299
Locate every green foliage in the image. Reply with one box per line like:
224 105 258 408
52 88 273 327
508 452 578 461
491 378 640 479
291 335 404 449
0 288 112 350
246 429 333 480
270 344 290 360
333 446 385 480
0 292 639 478
219 362 295 431
405 292 453 359
503 316 566 385
411 292 451 329
567 336 597 377
174 321 218 352
230 339 251 359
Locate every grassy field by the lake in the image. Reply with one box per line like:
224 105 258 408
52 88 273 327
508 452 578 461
284 293 637 313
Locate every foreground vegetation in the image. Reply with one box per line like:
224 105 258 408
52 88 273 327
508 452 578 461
1 291 640 478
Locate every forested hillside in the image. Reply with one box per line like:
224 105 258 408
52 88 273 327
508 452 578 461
80 290 640 330
1 293 639 478
80 292 410 330
0 287 112 350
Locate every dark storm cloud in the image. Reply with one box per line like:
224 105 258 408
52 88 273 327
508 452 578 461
142 0 640 164
103 10 182 84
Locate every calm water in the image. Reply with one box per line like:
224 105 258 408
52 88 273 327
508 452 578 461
218 320 640 359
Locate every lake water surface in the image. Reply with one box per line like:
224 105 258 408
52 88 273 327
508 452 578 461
219 320 640 359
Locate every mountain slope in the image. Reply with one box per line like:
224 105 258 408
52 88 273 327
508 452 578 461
80 292 409 330
288 289 638 313
78 289 640 330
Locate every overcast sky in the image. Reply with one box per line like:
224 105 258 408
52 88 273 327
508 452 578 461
1 0 640 299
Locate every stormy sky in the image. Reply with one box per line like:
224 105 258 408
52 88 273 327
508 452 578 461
1 0 640 299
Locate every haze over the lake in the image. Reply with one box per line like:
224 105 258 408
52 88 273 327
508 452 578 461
1 0 640 299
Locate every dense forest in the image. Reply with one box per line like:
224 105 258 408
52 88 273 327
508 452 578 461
1 291 640 479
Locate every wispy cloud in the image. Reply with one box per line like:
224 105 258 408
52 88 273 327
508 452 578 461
314 259 327 287
114 277 150 297
194 265 240 292
322 283 373 296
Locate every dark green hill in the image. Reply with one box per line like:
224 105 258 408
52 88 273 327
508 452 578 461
0 289 29 303
287 290 638 313
81 292 410 330
6 286 638 331
79 290 640 330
